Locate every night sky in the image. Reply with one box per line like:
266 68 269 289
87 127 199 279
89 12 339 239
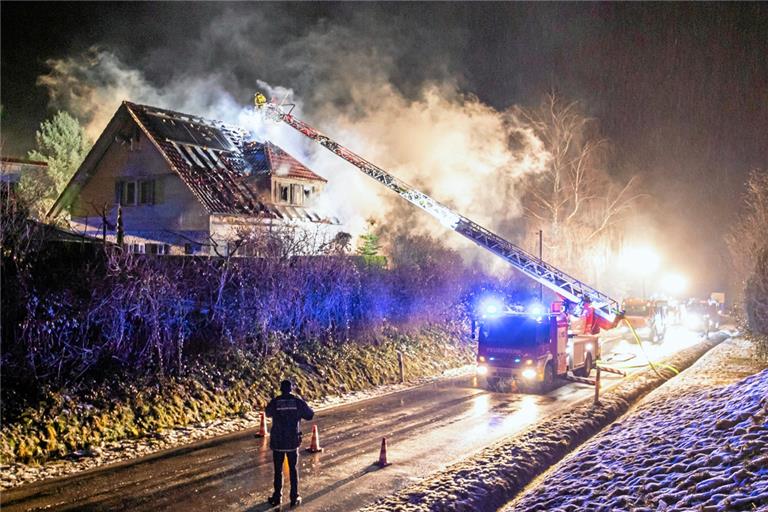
2 2 767 294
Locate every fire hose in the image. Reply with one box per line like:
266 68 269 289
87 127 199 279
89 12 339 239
619 318 680 379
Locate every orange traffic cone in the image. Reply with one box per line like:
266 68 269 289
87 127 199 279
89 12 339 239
306 424 324 453
375 437 391 467
254 411 268 438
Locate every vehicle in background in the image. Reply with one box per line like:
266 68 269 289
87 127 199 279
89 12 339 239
476 301 597 393
620 297 667 343
684 299 720 336
710 292 725 308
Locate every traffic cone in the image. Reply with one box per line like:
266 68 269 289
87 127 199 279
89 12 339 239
375 437 391 467
254 411 268 438
306 424 324 453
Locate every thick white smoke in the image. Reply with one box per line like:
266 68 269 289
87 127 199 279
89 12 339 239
37 38 551 258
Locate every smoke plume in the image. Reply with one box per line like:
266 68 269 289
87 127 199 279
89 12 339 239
36 7 551 257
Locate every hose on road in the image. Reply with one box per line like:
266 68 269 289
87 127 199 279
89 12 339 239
622 318 680 379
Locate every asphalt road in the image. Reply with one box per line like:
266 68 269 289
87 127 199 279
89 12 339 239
1 326 709 512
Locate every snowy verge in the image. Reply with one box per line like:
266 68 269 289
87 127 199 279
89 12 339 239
360 333 729 512
507 336 767 512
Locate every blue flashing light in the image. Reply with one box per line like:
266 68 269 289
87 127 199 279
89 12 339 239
479 297 504 318
514 357 521 363
528 303 545 316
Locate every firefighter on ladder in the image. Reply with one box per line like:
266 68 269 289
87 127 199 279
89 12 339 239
266 380 314 508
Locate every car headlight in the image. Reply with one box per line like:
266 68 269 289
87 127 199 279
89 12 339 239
522 368 537 380
477 365 489 376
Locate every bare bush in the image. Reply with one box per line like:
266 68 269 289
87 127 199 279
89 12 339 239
727 169 768 360
744 246 768 361
727 169 768 300
3 218 494 401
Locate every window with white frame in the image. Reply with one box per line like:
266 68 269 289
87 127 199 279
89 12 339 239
115 179 159 206
128 243 145 254
146 243 170 255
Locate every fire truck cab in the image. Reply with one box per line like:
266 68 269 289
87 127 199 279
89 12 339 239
476 301 598 393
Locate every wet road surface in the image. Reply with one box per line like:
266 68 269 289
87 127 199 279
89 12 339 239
1 326 707 512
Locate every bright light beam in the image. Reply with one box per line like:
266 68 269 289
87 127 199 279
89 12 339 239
620 245 661 276
660 272 688 296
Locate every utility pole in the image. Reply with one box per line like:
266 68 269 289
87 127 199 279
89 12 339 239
538 230 543 303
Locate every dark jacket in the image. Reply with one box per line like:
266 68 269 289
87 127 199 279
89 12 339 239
265 392 314 451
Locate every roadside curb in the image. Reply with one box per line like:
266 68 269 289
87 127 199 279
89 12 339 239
360 333 728 512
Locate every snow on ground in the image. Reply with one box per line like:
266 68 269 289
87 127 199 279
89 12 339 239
0 365 475 490
507 337 768 512
361 333 729 512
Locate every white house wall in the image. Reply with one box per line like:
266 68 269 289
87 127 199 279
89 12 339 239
70 121 211 250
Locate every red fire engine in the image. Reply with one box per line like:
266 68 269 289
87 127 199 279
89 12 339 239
476 300 598 392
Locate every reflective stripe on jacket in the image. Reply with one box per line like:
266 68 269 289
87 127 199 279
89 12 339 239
265 393 314 451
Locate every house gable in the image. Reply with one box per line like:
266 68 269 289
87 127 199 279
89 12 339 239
72 130 209 232
52 101 339 228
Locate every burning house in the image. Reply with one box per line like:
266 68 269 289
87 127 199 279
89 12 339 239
49 102 340 256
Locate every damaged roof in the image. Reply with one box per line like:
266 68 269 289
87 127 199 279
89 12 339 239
50 101 333 223
125 102 327 215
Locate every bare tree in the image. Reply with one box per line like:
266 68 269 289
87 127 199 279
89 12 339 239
516 93 641 279
726 169 768 298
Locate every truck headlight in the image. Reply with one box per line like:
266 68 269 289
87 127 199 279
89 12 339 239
522 368 537 380
477 365 489 376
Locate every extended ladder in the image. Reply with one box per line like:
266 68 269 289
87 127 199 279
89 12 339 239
255 94 621 326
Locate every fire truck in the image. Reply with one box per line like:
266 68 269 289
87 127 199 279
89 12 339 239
255 94 622 392
476 301 598 392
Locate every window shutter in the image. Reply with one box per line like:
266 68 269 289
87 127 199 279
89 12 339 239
292 184 303 205
115 181 124 205
154 178 164 204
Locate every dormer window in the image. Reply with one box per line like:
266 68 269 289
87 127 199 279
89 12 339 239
274 181 313 206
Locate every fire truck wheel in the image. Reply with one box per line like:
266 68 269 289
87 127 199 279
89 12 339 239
576 353 593 378
538 363 555 394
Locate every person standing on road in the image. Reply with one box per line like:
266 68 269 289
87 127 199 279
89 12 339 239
265 379 314 508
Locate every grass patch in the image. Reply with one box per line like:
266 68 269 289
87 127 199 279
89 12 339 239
1 325 474 465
